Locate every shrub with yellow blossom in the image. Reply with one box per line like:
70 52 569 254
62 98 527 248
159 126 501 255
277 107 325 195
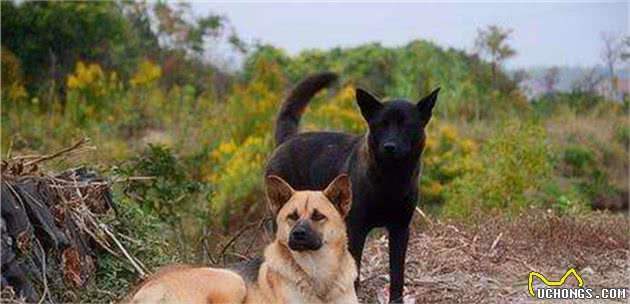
307 85 365 133
1 47 28 102
209 135 272 226
420 122 481 206
65 61 120 124
206 58 285 226
130 59 162 87
66 61 107 93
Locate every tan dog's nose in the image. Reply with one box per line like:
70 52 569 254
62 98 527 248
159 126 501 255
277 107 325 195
288 220 322 251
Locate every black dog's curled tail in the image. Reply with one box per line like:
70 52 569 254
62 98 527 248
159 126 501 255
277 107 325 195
274 72 338 146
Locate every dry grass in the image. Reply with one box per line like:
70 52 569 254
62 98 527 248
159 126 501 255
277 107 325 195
545 111 629 191
359 211 629 303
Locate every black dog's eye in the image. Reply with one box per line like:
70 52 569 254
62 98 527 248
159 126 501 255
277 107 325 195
287 211 299 221
311 210 326 221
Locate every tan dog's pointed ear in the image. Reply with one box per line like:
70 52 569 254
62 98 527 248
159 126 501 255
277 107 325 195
266 175 295 214
323 174 352 218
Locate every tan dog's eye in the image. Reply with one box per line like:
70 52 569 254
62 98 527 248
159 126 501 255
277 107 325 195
311 210 326 221
287 211 299 221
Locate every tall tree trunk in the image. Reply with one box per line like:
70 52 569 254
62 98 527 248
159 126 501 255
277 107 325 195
491 61 497 89
608 63 617 98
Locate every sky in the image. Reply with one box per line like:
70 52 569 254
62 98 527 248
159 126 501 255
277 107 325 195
191 1 628 69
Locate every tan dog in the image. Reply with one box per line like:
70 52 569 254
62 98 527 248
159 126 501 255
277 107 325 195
126 174 358 304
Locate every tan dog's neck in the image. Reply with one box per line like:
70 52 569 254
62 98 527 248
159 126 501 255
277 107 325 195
262 238 357 302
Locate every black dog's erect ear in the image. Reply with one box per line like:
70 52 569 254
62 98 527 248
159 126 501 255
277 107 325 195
323 174 352 218
356 88 383 122
266 175 295 214
416 87 440 126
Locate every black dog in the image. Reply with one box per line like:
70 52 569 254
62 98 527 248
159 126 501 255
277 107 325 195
265 72 439 303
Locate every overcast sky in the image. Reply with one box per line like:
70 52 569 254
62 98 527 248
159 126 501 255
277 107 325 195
192 1 628 69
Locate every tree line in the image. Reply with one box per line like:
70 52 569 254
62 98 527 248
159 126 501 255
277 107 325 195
1 1 245 108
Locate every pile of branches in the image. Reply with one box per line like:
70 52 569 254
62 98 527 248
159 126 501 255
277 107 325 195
1 139 147 303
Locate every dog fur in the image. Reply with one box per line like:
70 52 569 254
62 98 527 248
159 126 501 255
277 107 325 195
125 175 358 304
265 72 439 303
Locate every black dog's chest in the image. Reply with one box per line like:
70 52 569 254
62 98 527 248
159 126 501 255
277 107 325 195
350 184 417 227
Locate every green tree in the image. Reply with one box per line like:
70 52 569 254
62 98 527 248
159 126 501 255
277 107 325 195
147 2 245 95
600 32 623 97
242 44 291 82
1 1 245 104
1 1 132 105
474 25 516 88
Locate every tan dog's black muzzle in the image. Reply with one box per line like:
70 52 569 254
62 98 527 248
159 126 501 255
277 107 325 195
288 220 322 251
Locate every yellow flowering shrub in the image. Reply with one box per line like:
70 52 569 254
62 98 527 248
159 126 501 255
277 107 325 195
209 135 272 225
130 59 162 87
66 62 106 94
207 58 286 225
65 61 120 124
420 121 480 205
308 85 365 133
222 58 286 142
1 47 27 102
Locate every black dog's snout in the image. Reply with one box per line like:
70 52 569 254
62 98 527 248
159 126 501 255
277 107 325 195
383 142 397 154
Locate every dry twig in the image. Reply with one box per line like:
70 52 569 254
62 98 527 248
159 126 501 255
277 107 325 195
101 224 148 278
24 138 93 167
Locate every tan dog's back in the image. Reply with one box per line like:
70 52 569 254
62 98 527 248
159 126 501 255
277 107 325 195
129 265 246 304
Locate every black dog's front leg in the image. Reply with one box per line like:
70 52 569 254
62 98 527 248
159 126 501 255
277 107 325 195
348 226 370 290
387 225 409 303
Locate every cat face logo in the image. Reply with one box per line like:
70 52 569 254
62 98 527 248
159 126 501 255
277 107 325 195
528 268 584 297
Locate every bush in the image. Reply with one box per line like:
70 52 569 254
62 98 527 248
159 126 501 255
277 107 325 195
531 92 615 116
615 126 630 147
208 135 272 227
558 144 623 208
442 120 553 219
116 145 209 258
562 145 595 176
540 180 589 214
206 59 284 227
420 122 480 206
120 145 205 223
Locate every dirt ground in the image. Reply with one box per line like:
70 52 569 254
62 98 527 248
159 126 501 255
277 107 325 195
222 209 629 304
357 211 629 304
